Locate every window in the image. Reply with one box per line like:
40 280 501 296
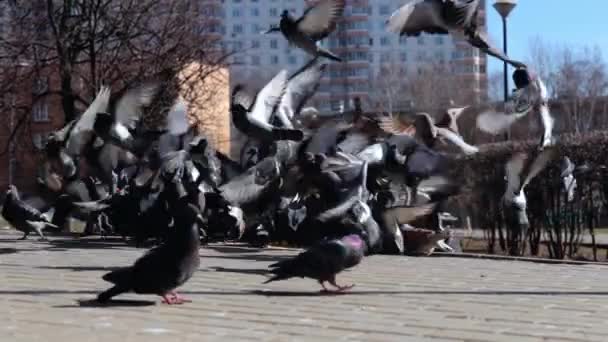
400 52 407 62
379 5 390 15
270 55 279 64
232 9 241 17
251 56 260 65
288 55 297 65
232 24 243 34
270 39 278 49
270 8 278 16
380 53 391 63
435 36 444 45
32 100 49 122
417 36 424 45
251 23 261 34
251 40 260 48
380 36 390 46
251 8 259 16
399 36 408 44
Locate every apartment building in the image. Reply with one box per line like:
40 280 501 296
221 0 488 112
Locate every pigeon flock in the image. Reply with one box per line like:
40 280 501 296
1 0 561 303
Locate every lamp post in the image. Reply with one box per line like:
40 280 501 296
493 0 517 141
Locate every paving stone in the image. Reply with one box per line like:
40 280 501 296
1 231 608 341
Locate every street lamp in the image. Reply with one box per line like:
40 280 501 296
493 0 517 141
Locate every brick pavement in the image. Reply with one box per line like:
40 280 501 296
1 230 608 342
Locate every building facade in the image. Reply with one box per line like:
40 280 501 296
221 0 488 112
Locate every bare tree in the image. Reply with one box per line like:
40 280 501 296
0 0 231 156
552 46 608 134
369 62 408 115
487 71 503 103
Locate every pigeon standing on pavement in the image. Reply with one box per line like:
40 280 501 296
265 0 345 62
96 203 202 304
264 234 365 292
1 185 58 240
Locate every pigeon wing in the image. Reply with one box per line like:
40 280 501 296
283 58 327 118
114 82 159 129
66 86 111 156
435 127 479 155
443 0 480 27
250 70 289 124
296 0 346 41
414 113 438 147
386 0 448 36
505 152 527 196
521 148 556 190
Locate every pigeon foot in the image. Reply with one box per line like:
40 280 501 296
328 279 355 292
162 292 191 304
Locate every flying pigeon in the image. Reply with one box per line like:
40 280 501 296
231 71 305 142
386 0 525 68
477 69 554 151
413 112 479 155
265 0 346 61
1 185 58 240
503 148 556 232
264 234 365 292
277 57 328 128
97 203 202 304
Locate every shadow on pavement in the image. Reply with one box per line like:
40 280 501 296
54 299 157 308
37 266 121 272
2 289 608 298
205 245 266 254
208 266 270 276
206 254 293 262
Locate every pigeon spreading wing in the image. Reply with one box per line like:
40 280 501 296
113 82 160 130
66 86 111 156
296 0 346 41
386 0 448 36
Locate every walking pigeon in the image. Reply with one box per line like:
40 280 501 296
264 234 365 292
96 203 202 304
1 185 58 240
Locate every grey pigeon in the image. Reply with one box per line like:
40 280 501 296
277 57 328 128
413 112 478 155
231 71 305 142
1 185 58 240
503 148 556 233
264 234 365 292
96 203 201 304
265 0 345 61
386 0 525 68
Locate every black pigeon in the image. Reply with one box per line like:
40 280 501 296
97 203 202 304
265 0 345 61
386 0 525 68
1 185 58 240
264 234 365 292
231 72 304 142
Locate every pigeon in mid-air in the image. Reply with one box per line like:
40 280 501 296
264 234 365 292
413 112 479 155
386 0 525 68
231 71 305 142
503 148 556 233
1 185 58 240
264 0 345 61
96 203 202 304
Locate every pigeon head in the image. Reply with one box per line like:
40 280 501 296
281 10 290 19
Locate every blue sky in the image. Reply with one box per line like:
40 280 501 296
486 0 608 75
